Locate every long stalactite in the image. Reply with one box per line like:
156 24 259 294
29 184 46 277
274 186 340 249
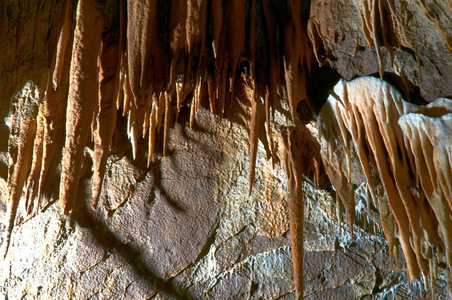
59 0 104 215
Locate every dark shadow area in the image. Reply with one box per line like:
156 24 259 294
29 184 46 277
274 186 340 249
65 106 226 298
70 197 196 300
305 64 342 115
0 159 7 181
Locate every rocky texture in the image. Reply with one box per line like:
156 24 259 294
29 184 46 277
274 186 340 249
309 0 452 103
1 0 452 299
1 106 451 299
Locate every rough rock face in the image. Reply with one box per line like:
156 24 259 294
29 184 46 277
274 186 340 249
1 0 452 299
309 0 452 102
2 108 449 299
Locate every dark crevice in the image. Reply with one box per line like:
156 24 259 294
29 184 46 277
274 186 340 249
305 63 342 115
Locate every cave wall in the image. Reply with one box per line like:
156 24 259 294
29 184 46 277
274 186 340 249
0 0 451 299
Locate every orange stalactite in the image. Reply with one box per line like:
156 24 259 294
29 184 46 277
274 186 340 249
147 99 157 167
168 0 187 107
4 1 452 297
280 124 319 298
24 107 44 214
126 0 155 107
59 0 104 215
283 1 310 122
163 91 171 157
210 0 223 61
2 86 40 258
32 0 72 211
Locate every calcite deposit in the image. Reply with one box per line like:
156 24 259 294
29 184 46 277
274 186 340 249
1 0 451 299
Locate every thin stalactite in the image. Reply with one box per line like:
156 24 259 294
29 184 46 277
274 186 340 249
24 105 44 214
280 124 319 299
2 84 41 258
37 0 73 209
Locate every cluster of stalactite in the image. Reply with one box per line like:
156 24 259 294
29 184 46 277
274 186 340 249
319 77 452 291
3 0 314 296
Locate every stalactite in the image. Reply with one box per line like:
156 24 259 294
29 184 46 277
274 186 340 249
207 68 216 113
147 100 157 167
23 0 74 212
8 2 452 297
0 3 321 295
319 77 452 284
92 28 120 209
262 1 278 166
163 91 171 157
399 104 452 269
189 85 197 129
121 73 130 117
212 0 246 117
210 0 223 60
234 73 259 195
59 0 104 215
248 93 258 195
282 129 304 298
183 0 208 124
156 91 166 135
191 76 203 127
2 83 41 258
283 0 311 122
186 0 208 79
24 106 44 214
126 0 154 106
319 77 423 280
38 0 72 208
280 124 319 299
127 91 139 160
168 0 187 112
263 0 277 118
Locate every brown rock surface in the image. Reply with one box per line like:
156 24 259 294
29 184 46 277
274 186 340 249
309 0 452 102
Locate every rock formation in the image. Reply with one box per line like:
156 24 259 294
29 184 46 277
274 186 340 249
319 77 452 289
0 0 451 298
